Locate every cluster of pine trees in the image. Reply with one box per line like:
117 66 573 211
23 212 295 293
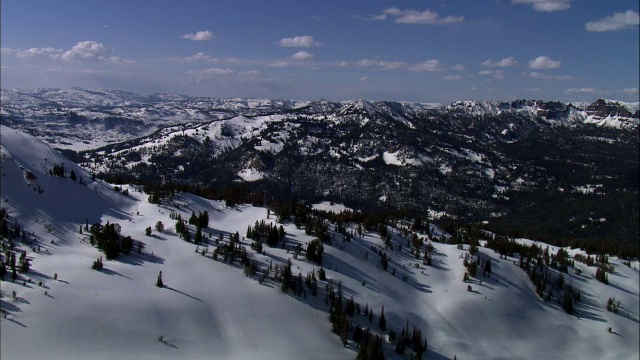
89 222 124 259
246 220 285 247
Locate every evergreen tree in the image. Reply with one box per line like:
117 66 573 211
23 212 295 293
280 259 293 292
345 295 355 317
0 262 6 280
156 271 164 287
121 236 134 255
306 238 324 264
318 267 326 281
92 257 103 270
194 226 203 244
189 211 198 226
381 252 389 271
379 306 386 331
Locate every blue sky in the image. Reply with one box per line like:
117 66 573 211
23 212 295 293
1 0 639 103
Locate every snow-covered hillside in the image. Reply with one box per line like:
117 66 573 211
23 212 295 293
1 126 639 360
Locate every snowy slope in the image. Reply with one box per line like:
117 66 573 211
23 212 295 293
1 126 639 360
0 126 352 359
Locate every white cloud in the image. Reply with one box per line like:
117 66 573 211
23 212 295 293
481 57 519 67
522 71 572 80
360 76 370 82
184 52 213 61
586 10 639 32
269 61 293 68
479 69 504 79
13 47 63 60
564 87 608 95
3 41 134 64
291 51 314 60
528 56 561 69
61 41 111 62
620 87 639 95
1 48 18 56
108 56 135 65
442 75 462 80
523 87 541 92
452 64 466 71
277 35 320 48
181 30 216 41
511 0 571 12
342 58 449 72
356 59 408 70
379 7 464 24
409 59 447 72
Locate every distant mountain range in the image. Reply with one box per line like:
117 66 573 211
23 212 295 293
1 88 638 245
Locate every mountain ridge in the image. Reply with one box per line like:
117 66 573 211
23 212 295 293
1 88 638 247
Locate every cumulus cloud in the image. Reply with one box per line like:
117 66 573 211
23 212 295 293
481 57 519 67
523 87 541 92
409 59 447 72
277 35 320 48
452 64 466 71
61 41 111 62
11 47 63 60
586 10 639 32
479 69 504 79
528 56 561 69
3 41 134 64
522 71 572 80
511 0 571 12
181 31 216 41
61 41 134 64
377 7 464 24
442 75 462 80
360 76 370 82
291 51 314 60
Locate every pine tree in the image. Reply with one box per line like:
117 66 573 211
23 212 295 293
280 259 292 292
379 306 386 331
194 226 203 244
381 252 389 270
156 271 164 288
318 267 326 281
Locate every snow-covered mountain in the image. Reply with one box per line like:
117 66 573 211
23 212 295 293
1 125 639 360
1 88 638 151
2 88 638 246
